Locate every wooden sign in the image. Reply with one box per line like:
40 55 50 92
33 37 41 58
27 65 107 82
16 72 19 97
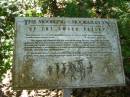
13 17 125 89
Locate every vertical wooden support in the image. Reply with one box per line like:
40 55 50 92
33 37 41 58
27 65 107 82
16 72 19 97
63 88 72 97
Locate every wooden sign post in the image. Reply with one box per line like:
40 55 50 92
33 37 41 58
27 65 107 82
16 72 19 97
64 89 72 97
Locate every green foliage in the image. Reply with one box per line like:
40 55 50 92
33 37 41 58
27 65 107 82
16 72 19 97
0 0 130 81
59 0 92 17
0 1 24 81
